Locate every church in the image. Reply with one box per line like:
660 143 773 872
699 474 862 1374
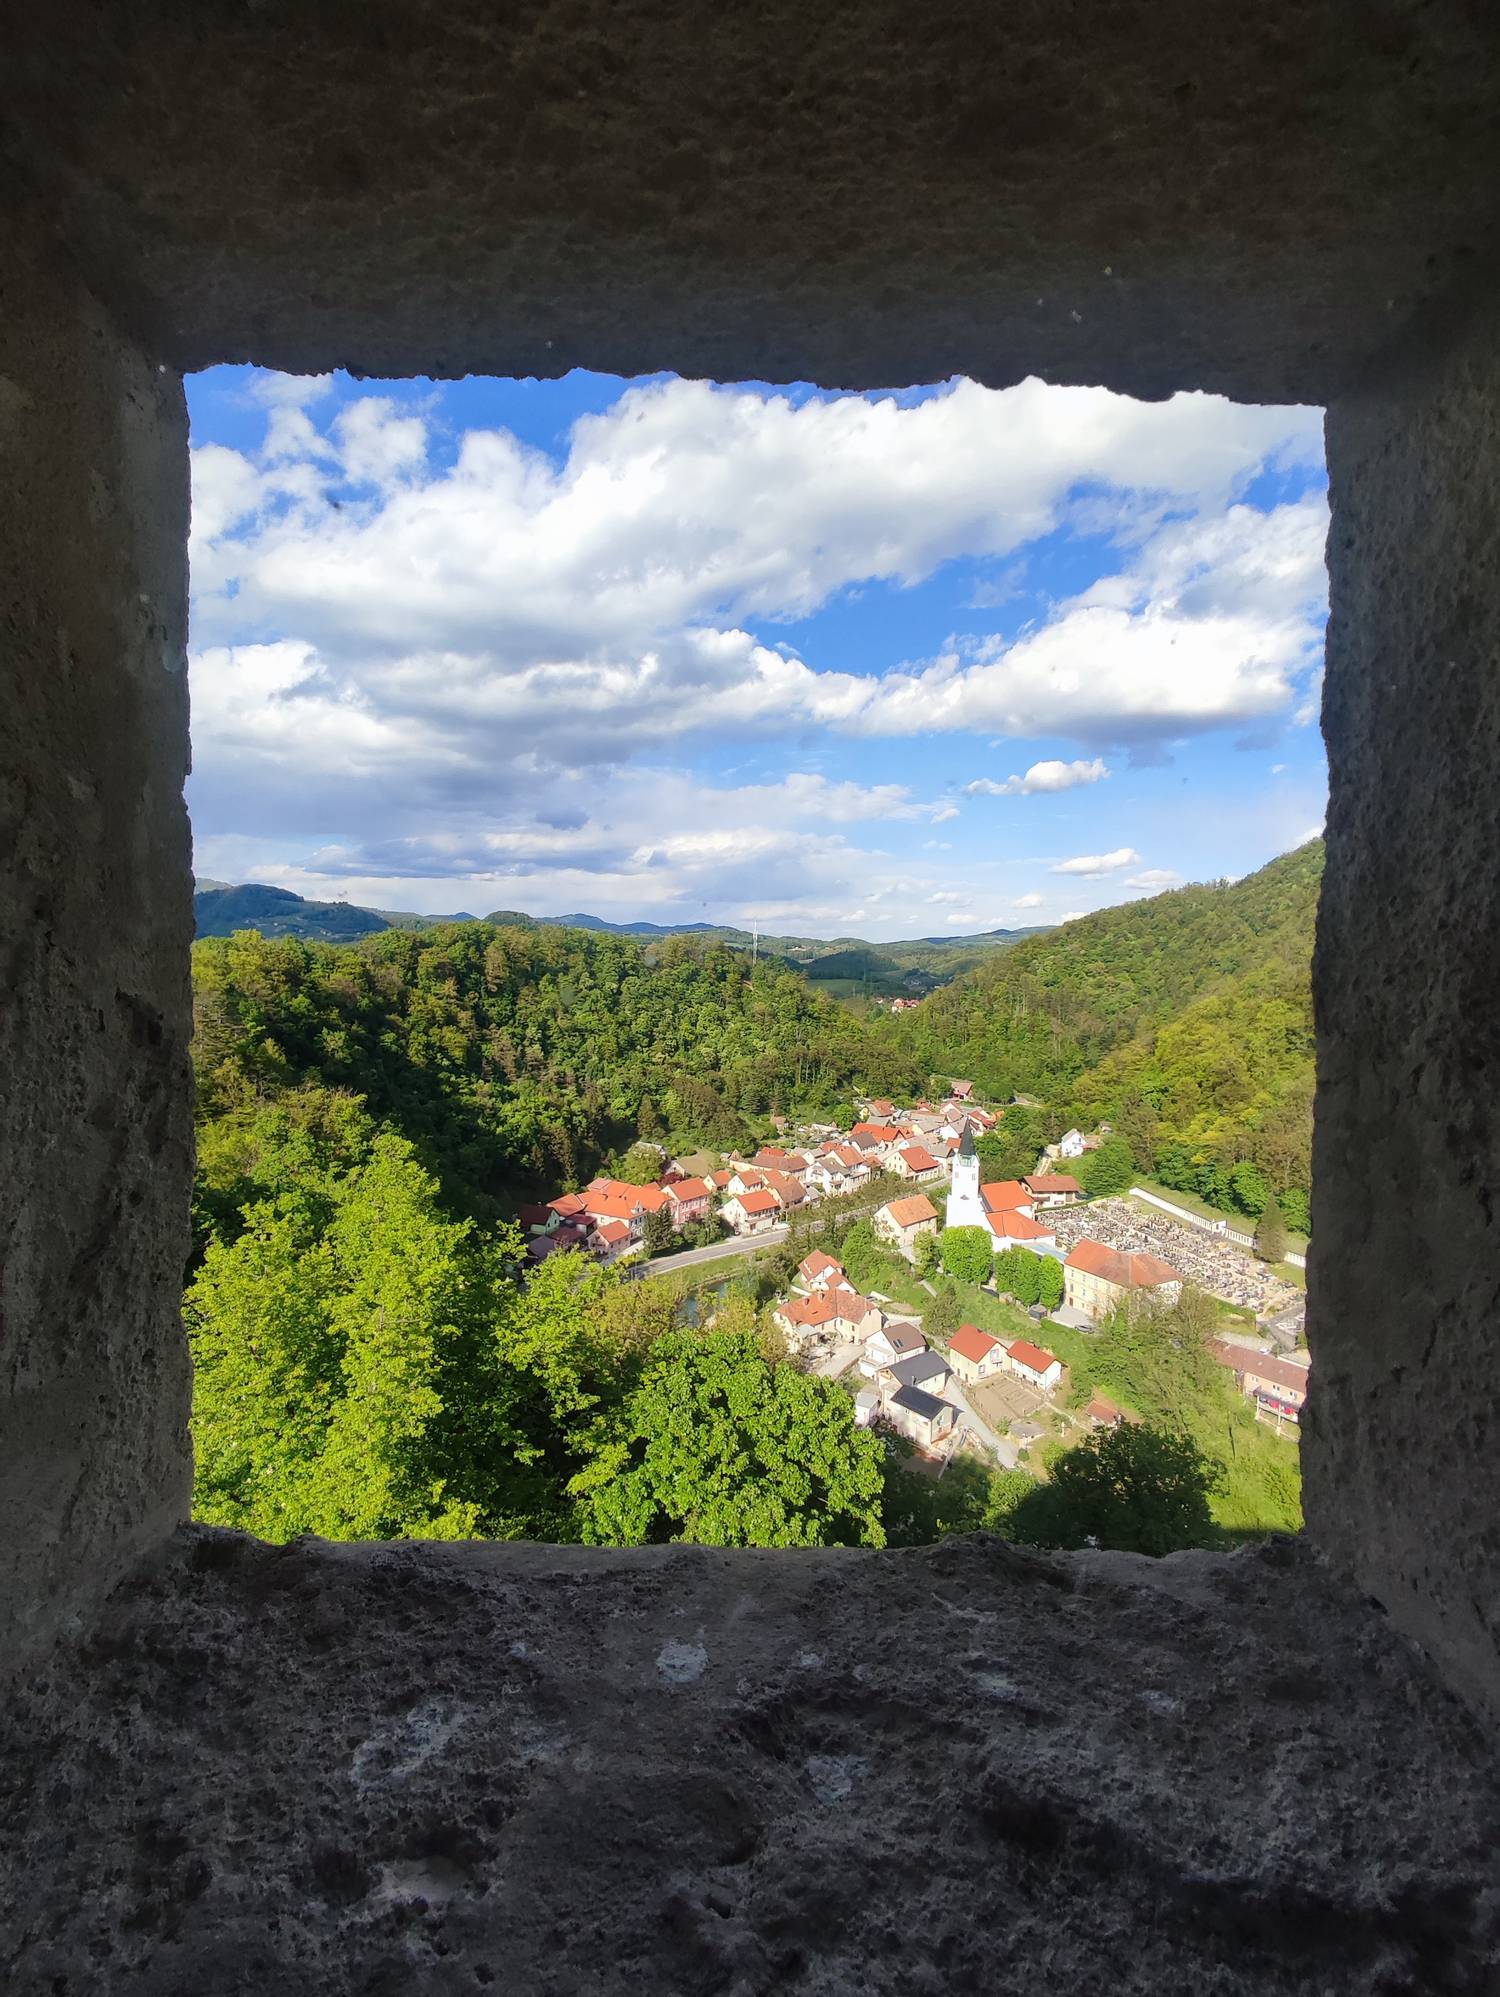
942 1122 1059 1254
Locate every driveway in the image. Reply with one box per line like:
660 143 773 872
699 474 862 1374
647 1226 789 1275
946 1378 1019 1468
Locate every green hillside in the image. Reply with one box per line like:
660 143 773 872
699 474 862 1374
893 841 1322 1222
191 923 923 1224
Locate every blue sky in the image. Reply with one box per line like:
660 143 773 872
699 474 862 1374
185 367 1328 938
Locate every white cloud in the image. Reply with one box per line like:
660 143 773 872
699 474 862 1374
1059 911 1088 923
1051 847 1141 876
186 369 1327 935
966 757 1110 798
1011 893 1044 909
1123 869 1181 889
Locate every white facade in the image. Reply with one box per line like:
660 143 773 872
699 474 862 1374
943 1134 989 1233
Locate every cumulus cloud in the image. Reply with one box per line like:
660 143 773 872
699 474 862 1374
1051 847 1141 876
1123 869 1182 889
185 367 1327 931
966 757 1110 798
1011 893 1044 909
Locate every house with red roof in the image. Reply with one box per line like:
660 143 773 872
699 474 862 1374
1003 1337 1064 1393
721 1186 783 1235
946 1323 1003 1384
662 1176 714 1224
797 1249 845 1290
873 1192 939 1262
1064 1239 1183 1322
588 1215 639 1263
1085 1392 1126 1429
773 1288 881 1347
1210 1341 1310 1426
1022 1173 1084 1210
893 1143 943 1183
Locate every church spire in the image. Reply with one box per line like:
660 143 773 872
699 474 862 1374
957 1118 976 1158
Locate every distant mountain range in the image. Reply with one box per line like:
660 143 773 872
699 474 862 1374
192 881 1047 995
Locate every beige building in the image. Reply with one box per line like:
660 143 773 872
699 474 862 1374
1063 1239 1182 1323
873 1193 938 1262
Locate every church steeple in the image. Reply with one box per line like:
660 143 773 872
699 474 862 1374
957 1118 976 1158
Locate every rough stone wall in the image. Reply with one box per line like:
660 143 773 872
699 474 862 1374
1309 299 1500 1723
5 1528 1498 1993
0 211 194 1664
5 2 1500 400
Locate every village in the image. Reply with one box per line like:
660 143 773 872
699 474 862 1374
512 1083 1312 1475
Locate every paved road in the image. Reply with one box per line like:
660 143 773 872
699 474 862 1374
647 1226 789 1276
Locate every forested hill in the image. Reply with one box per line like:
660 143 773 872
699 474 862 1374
892 841 1323 1215
192 923 923 1222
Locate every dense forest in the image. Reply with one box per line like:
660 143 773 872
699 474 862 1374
192 923 924 1223
889 841 1321 1226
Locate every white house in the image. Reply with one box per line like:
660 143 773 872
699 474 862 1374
721 1188 783 1235
1003 1338 1065 1393
946 1323 1003 1384
860 1321 926 1378
884 1383 955 1450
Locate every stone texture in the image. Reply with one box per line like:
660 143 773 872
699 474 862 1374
3 1529 1498 1995
1308 297 1500 1727
0 211 194 1665
4 3 1500 402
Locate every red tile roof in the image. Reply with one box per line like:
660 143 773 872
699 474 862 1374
1007 1338 1060 1376
980 1179 1031 1212
592 1217 631 1244
882 1193 938 1227
1065 1239 1182 1288
1024 1174 1083 1195
798 1250 844 1280
1209 1342 1310 1395
548 1192 590 1219
989 1210 1053 1242
665 1177 713 1202
1086 1393 1124 1425
949 1324 999 1364
734 1188 782 1216
898 1144 939 1173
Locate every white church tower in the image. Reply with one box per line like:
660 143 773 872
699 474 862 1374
944 1118 988 1233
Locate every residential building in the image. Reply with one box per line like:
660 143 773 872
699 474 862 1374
1063 1239 1183 1321
949 1081 974 1101
860 1322 926 1376
662 1176 714 1224
721 1187 783 1235
1003 1338 1064 1393
893 1143 944 1183
881 1349 952 1399
774 1288 881 1346
588 1216 638 1263
517 1203 558 1236
797 1249 844 1290
946 1323 1003 1384
873 1193 939 1262
1021 1173 1083 1210
1086 1393 1126 1428
885 1383 955 1450
1210 1341 1310 1426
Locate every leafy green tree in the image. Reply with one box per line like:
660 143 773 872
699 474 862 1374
1009 1249 1043 1307
1005 1423 1222 1555
923 1280 963 1342
1254 1193 1288 1265
1278 1187 1311 1237
1079 1135 1135 1198
571 1329 886 1547
188 1133 505 1542
618 1142 665 1186
1036 1255 1065 1312
882 1452 1035 1544
915 1229 941 1280
940 1226 995 1286
643 1207 676 1256
1229 1158 1270 1217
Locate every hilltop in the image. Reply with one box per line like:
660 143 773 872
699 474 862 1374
192 881 1043 995
892 841 1322 1221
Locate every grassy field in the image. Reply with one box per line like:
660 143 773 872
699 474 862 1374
1130 1178 1310 1255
